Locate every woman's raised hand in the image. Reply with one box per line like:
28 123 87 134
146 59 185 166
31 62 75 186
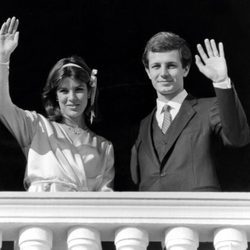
0 17 19 63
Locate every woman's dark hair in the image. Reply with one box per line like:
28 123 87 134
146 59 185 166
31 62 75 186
142 32 192 69
42 55 95 123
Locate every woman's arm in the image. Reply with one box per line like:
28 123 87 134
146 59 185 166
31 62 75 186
0 17 19 109
0 17 40 154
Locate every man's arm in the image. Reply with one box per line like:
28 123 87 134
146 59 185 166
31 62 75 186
195 39 250 146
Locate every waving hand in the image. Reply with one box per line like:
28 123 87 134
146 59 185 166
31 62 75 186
195 39 228 83
0 17 19 63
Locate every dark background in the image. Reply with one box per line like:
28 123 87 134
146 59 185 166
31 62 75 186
0 0 250 191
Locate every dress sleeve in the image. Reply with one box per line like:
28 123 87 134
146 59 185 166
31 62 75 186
0 63 39 155
98 142 115 191
0 105 39 155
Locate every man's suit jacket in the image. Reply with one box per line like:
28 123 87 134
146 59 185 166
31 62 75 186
130 87 250 191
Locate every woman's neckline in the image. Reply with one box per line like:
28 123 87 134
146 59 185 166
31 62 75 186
61 117 89 135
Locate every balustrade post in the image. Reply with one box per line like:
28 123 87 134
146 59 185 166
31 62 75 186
214 228 247 250
0 230 2 249
18 227 52 250
67 227 101 250
115 227 149 250
164 227 199 250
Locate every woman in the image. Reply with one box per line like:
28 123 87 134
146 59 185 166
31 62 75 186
0 17 115 192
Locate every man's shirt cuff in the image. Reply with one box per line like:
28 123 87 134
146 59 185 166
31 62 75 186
213 78 231 89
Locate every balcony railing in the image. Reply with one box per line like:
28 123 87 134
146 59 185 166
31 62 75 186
0 192 249 250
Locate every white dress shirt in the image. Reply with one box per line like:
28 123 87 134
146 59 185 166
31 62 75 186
156 90 188 129
156 78 231 129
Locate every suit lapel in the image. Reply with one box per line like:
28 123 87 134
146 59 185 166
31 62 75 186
142 108 161 166
160 95 197 169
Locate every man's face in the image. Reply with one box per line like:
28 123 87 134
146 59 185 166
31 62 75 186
145 50 190 101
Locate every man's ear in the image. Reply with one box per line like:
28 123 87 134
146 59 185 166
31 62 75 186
183 65 190 77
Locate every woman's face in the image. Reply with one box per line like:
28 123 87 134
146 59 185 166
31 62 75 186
56 77 89 123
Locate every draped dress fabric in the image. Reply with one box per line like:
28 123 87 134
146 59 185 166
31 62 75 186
0 103 115 192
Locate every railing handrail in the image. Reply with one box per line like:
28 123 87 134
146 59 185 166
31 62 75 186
1 191 250 200
0 192 249 243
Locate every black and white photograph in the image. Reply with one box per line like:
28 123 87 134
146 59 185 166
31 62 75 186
0 1 250 250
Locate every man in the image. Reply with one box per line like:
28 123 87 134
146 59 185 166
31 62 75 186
130 32 250 191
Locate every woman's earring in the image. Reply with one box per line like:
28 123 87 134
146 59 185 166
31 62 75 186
88 90 91 99
90 69 98 106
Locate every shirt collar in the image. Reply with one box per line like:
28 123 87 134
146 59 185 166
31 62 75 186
156 89 188 113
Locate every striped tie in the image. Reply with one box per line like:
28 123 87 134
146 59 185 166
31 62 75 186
162 105 172 134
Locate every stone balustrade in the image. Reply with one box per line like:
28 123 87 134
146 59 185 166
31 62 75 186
0 192 249 250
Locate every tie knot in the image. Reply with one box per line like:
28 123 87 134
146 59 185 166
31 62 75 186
162 104 171 113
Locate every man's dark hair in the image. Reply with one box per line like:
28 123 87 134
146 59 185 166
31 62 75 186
142 32 192 69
